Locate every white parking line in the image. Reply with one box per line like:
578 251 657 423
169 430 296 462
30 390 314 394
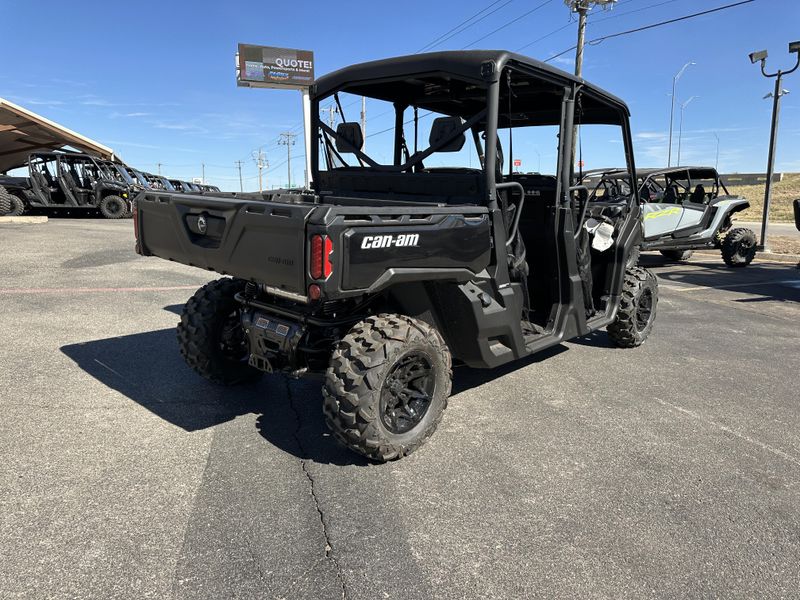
660 279 800 293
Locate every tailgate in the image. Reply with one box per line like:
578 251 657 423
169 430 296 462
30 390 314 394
137 192 315 294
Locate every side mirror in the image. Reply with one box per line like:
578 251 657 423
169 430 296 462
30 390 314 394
335 123 364 154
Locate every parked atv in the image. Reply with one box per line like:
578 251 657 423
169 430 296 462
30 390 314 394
0 152 132 218
134 50 658 461
585 167 756 267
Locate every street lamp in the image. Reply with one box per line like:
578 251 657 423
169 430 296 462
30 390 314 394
668 61 694 167
749 41 800 251
677 96 698 167
713 132 720 171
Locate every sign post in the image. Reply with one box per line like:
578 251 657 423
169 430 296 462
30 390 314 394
236 44 315 189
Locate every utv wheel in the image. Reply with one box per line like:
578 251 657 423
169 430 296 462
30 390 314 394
323 314 452 462
721 227 756 267
608 267 658 348
626 246 641 269
177 278 262 385
659 249 693 262
99 195 127 219
0 188 25 217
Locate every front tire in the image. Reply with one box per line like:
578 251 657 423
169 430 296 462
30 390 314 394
721 227 756 267
323 314 452 462
659 249 693 262
608 267 658 348
98 195 127 219
0 187 25 216
177 278 262 385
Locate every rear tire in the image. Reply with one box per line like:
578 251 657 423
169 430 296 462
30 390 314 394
608 267 658 348
98 195 127 219
721 227 756 267
659 249 693 262
177 278 262 385
323 314 452 462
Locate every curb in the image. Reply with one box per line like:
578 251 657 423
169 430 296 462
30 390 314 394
0 216 49 224
694 249 798 264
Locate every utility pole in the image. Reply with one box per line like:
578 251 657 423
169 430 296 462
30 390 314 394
677 96 697 167
234 160 244 192
749 42 800 251
668 61 695 167
278 132 297 188
565 0 617 79
322 104 338 129
361 96 367 153
252 148 268 193
565 0 616 167
156 162 163 176
201 162 205 185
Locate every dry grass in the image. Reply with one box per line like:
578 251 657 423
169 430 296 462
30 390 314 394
766 236 800 256
726 173 800 222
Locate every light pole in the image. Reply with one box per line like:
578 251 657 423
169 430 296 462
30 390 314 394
677 96 697 167
749 42 800 251
668 61 694 167
713 132 720 171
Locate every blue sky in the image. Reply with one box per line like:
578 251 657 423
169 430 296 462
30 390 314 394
1 0 798 190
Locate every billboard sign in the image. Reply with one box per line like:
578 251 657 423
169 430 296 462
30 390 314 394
237 44 315 90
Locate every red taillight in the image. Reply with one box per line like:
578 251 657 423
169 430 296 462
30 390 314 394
323 236 333 278
310 234 333 280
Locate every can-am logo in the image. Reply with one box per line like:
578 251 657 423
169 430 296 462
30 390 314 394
360 234 420 249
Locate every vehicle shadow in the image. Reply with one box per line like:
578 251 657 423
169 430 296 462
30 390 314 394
60 325 576 465
60 326 363 466
646 258 800 303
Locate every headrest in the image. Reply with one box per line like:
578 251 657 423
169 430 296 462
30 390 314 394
429 116 466 153
335 123 364 154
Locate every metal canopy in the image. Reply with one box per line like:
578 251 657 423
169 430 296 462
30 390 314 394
0 97 115 173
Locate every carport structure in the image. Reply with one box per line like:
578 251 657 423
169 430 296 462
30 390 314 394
0 96 115 173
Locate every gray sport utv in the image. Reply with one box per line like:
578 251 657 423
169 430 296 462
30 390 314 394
585 166 757 266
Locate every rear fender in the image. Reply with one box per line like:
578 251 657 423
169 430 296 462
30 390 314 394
701 198 750 237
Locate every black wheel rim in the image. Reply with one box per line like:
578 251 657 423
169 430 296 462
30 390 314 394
736 236 755 259
219 310 249 361
380 351 436 434
635 288 654 332
106 199 124 217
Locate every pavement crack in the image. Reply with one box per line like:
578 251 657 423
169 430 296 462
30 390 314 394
284 379 348 600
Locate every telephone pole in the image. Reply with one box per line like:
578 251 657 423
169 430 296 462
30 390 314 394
278 132 297 188
322 104 338 129
201 162 205 184
156 162 163 176
252 148 268 193
234 160 244 192
361 96 367 153
564 0 617 79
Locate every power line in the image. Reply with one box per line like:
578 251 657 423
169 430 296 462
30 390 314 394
418 0 515 53
461 0 556 49
545 0 757 62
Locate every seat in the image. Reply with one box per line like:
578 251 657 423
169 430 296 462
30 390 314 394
663 184 679 204
690 184 706 204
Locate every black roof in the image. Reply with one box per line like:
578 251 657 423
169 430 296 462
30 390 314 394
314 50 629 119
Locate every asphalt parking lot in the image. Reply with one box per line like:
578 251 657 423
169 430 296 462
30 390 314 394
1 219 799 599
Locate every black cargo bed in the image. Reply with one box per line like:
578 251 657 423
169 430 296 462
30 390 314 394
137 192 315 295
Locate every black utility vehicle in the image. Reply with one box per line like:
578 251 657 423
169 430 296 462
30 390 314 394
0 152 131 218
134 51 658 461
